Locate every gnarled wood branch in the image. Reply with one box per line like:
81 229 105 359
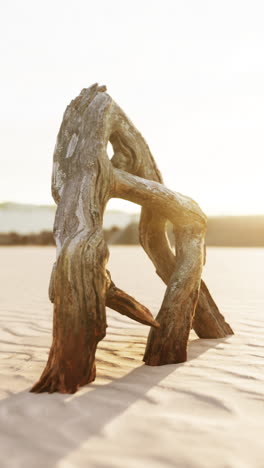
109 105 233 339
31 84 233 393
112 169 206 363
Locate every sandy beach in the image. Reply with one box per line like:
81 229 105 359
0 246 263 468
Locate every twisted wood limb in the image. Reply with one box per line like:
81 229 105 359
32 87 113 393
109 104 233 340
31 85 161 393
144 230 202 364
112 169 206 363
106 281 159 328
31 227 108 393
138 211 233 338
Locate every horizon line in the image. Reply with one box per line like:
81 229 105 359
0 201 264 218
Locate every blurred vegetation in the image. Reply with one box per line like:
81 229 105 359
0 216 264 246
0 231 55 245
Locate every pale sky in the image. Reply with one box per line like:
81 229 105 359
1 0 264 215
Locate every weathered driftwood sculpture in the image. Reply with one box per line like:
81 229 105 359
31 84 233 393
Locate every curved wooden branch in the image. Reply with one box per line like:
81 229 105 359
106 282 159 328
112 169 206 363
31 84 233 393
110 91 232 340
31 85 164 393
138 211 233 338
110 111 233 339
32 87 113 393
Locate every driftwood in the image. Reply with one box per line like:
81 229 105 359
31 84 233 393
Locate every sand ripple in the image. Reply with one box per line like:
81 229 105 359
0 246 264 468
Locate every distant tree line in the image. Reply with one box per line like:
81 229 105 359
0 216 264 246
0 231 55 245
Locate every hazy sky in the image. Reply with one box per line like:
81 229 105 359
1 0 264 214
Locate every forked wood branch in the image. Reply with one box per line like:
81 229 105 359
31 84 233 393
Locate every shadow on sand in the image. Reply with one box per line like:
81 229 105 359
1 337 229 467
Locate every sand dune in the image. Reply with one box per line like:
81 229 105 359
0 246 263 468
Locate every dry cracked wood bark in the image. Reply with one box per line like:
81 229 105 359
31 84 233 393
